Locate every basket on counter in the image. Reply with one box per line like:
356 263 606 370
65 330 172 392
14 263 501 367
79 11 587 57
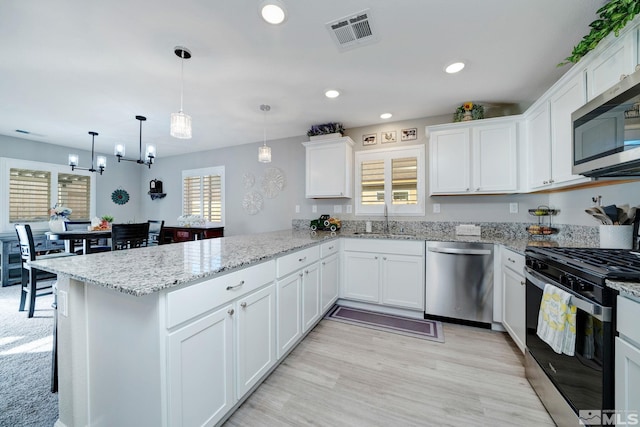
526 225 558 236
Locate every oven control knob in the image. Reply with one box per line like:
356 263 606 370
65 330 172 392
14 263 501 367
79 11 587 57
560 274 575 288
576 281 593 292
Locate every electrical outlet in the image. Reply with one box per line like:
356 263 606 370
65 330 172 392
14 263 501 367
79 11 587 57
58 290 68 317
346 205 352 214
433 203 441 214
295 205 300 213
334 205 342 214
509 202 518 213
312 205 317 213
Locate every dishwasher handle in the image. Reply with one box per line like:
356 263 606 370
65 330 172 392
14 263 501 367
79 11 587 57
428 246 492 256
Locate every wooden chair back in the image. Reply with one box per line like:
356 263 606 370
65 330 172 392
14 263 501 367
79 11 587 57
111 223 150 250
148 220 165 245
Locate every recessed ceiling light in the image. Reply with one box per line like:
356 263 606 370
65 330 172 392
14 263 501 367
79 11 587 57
445 62 465 74
380 113 392 119
260 1 287 25
325 89 340 99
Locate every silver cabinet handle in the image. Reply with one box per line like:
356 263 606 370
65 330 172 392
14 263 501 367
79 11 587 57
322 261 326 266
298 256 307 262
304 270 309 274
299 272 303 277
228 308 234 315
507 257 516 263
466 188 470 191
374 256 378 259
328 245 334 250
476 188 480 192
428 247 491 255
240 302 247 308
520 281 525 286
383 256 387 261
226 280 245 290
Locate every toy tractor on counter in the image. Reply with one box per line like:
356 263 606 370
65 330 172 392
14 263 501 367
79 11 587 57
310 214 341 232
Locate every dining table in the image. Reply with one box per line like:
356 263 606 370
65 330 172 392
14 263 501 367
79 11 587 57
46 230 112 254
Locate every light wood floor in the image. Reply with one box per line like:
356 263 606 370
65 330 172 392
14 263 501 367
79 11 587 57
224 319 554 426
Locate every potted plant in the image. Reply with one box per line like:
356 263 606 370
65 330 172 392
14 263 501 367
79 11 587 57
100 215 114 229
453 102 484 122
307 122 345 140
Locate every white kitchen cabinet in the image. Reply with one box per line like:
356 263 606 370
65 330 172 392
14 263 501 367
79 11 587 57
501 248 525 353
236 283 276 399
527 73 590 191
586 29 638 101
428 118 518 195
302 136 354 198
301 262 321 332
616 295 640 412
342 239 424 311
276 272 302 359
275 245 322 358
320 252 339 313
167 304 235 427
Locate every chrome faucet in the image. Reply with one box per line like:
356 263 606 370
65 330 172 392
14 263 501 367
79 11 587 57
384 203 389 234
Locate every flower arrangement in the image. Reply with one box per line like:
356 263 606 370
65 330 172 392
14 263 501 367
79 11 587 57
453 102 484 122
178 215 206 227
49 204 72 220
307 122 345 137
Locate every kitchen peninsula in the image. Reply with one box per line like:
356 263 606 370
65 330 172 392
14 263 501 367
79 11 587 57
32 229 340 427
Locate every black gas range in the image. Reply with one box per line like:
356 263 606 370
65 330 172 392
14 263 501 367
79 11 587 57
523 247 640 426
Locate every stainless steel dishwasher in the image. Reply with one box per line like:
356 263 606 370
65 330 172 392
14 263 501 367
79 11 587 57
425 241 494 324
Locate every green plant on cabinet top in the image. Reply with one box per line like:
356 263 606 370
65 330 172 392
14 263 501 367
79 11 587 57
560 0 640 65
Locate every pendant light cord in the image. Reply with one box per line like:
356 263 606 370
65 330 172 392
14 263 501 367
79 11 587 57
179 52 185 113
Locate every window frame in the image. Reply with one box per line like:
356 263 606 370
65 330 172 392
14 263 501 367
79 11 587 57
181 166 225 227
354 145 425 216
0 157 97 232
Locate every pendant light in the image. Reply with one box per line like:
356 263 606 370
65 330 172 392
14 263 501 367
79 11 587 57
170 46 192 139
114 115 156 168
69 131 106 175
258 104 272 163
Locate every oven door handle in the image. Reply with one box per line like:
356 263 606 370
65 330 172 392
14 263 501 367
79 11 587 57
524 267 612 322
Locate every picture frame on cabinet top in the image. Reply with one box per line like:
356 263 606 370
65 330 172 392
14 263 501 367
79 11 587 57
381 131 397 143
401 128 417 141
363 133 377 146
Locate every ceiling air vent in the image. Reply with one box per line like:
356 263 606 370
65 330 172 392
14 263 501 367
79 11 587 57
326 9 378 52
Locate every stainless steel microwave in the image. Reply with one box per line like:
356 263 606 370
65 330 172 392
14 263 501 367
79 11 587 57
572 69 640 177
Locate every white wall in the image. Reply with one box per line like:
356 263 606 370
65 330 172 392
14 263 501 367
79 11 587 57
0 135 144 230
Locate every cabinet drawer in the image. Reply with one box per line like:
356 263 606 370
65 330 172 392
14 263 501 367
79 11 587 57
166 260 275 328
501 247 525 274
320 240 339 258
342 238 424 256
618 295 640 345
47 240 66 251
276 246 320 278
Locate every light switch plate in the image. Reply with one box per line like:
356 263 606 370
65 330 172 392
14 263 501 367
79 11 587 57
312 205 317 213
295 205 300 213
346 205 352 214
509 202 518 213
433 203 441 214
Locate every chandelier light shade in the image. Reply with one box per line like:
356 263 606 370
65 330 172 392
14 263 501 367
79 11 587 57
258 104 272 163
170 46 192 139
69 131 106 175
114 115 156 168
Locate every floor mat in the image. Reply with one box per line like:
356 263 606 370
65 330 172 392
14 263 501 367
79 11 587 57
325 305 444 343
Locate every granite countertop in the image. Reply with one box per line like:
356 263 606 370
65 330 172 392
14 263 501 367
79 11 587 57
606 280 640 299
30 228 600 297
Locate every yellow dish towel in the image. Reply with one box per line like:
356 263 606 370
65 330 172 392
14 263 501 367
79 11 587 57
536 283 577 356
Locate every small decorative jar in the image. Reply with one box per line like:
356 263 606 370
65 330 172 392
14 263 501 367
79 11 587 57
49 218 67 233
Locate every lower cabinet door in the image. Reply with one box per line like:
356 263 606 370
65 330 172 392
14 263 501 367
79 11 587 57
616 337 640 413
167 304 235 427
502 267 526 353
236 283 276 399
302 262 321 332
381 254 424 310
276 273 302 359
320 253 339 313
342 251 380 302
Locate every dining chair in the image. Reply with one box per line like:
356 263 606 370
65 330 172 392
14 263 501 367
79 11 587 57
111 222 150 250
63 220 111 254
147 220 165 246
15 224 74 318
